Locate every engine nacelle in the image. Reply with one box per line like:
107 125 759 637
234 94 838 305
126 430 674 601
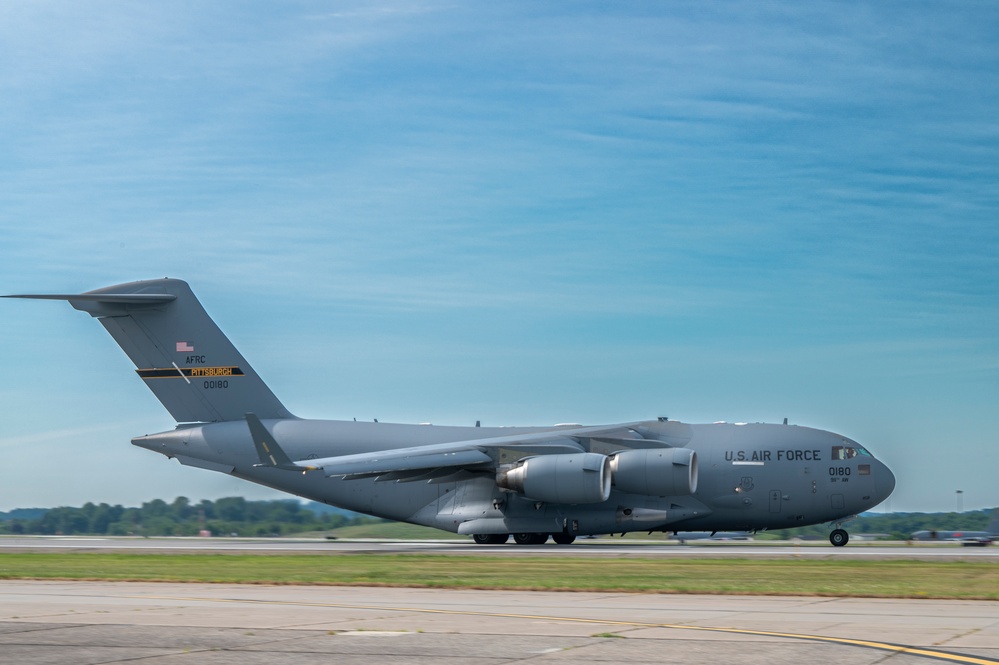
609 447 698 496
496 452 611 504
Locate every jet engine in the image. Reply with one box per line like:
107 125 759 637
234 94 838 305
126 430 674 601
609 448 698 496
495 452 611 504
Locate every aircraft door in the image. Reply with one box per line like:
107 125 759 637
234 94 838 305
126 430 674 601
769 490 781 513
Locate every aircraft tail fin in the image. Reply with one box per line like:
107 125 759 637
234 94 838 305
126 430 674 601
5 279 294 423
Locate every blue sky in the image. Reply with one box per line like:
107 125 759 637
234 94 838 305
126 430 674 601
2 2 997 514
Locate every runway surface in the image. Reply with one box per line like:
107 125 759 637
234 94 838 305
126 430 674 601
2 535 998 560
2 580 998 664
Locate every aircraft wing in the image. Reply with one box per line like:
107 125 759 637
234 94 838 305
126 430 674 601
314 447 497 478
246 415 655 479
307 424 635 478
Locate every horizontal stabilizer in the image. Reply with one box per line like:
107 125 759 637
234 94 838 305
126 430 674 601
4 293 176 305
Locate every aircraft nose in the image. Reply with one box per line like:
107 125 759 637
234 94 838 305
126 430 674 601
875 460 896 502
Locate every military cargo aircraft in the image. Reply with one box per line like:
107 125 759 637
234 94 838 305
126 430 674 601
910 511 999 545
909 531 994 545
6 279 896 546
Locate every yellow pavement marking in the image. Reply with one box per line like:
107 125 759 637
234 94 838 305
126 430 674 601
131 593 999 664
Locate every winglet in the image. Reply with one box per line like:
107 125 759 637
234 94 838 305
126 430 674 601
246 412 318 472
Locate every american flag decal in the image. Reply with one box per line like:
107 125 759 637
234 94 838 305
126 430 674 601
176 341 194 352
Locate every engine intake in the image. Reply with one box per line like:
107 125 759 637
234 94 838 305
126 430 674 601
496 452 611 504
609 448 698 496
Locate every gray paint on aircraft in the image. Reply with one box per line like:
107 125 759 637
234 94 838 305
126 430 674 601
5 279 896 546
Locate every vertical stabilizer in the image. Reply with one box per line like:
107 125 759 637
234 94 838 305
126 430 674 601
6 279 294 423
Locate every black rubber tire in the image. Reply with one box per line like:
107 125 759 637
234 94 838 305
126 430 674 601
514 532 549 545
830 529 849 547
552 533 576 545
472 534 509 544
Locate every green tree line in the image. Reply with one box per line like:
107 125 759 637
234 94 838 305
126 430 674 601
2 499 995 540
0 497 382 537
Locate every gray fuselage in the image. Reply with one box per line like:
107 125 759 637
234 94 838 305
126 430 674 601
134 417 895 536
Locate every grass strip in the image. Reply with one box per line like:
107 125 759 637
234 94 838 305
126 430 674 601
1 553 997 600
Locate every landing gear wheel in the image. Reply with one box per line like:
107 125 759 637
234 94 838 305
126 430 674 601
552 533 576 545
513 532 549 545
830 529 849 547
472 534 509 545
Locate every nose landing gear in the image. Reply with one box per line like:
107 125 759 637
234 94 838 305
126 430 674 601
829 528 849 547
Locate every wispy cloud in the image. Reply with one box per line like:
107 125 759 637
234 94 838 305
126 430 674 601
1 2 997 511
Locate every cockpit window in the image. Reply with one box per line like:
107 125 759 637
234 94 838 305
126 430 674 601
832 445 872 460
834 446 853 460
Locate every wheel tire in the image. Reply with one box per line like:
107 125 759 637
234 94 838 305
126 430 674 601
830 529 849 547
514 532 548 545
552 533 576 545
472 534 509 544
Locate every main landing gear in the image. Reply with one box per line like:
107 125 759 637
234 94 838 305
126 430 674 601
829 529 850 547
513 532 549 545
472 533 577 545
472 533 509 544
